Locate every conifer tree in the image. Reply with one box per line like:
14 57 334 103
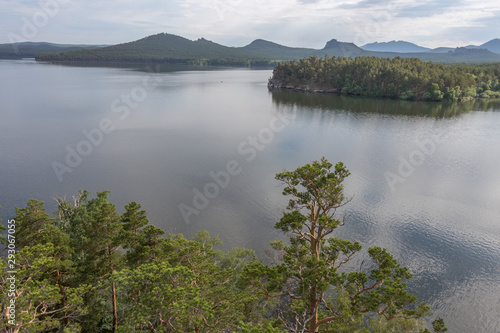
243 158 432 333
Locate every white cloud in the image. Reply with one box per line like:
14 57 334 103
0 0 498 48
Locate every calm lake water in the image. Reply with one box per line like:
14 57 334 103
1 59 500 332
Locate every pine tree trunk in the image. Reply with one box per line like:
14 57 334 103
308 286 318 333
109 242 118 332
112 279 118 332
57 276 70 326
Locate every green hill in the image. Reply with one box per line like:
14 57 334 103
0 42 105 59
36 33 268 65
239 39 316 60
35 35 373 65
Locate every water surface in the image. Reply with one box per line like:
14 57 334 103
1 59 499 332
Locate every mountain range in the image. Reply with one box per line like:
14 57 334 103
464 39 500 53
361 41 431 53
2 33 499 64
361 39 500 54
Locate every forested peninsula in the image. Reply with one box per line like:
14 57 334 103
0 159 447 333
268 56 500 101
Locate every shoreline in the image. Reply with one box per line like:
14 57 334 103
267 79 494 102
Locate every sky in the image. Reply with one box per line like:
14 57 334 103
1 0 499 49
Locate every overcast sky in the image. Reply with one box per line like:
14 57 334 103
1 0 499 48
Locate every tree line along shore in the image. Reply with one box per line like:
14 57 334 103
268 55 500 101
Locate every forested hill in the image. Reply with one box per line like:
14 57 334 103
34 32 500 65
36 33 270 66
36 35 370 65
0 42 105 59
268 56 500 101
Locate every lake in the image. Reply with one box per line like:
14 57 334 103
1 59 499 332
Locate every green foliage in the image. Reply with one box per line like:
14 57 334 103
0 237 89 331
15 199 54 248
119 201 157 267
431 317 448 332
423 83 444 101
238 322 287 332
269 56 500 101
400 90 415 100
115 231 260 332
242 157 434 333
369 316 426 332
443 86 462 101
55 191 125 332
115 262 205 331
1 172 445 332
417 317 448 333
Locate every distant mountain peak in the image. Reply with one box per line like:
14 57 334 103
321 39 363 56
242 39 291 52
247 39 280 46
323 39 340 49
451 47 494 55
251 39 269 43
361 40 430 53
480 38 500 54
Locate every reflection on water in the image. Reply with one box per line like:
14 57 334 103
271 91 500 332
1 60 500 332
40 60 275 73
271 89 500 118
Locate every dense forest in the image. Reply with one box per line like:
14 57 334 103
0 159 447 333
268 56 500 101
